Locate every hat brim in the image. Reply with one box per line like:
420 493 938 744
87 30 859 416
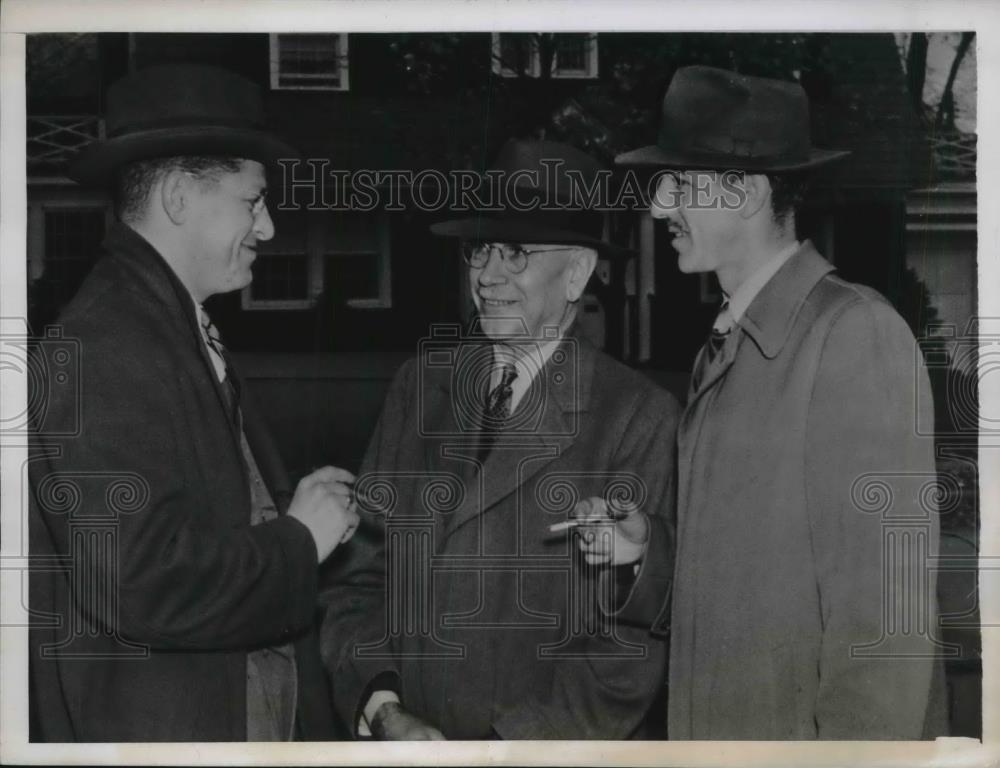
615 144 851 172
69 126 300 186
430 217 633 258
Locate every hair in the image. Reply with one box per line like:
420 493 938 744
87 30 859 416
765 172 810 232
113 156 245 224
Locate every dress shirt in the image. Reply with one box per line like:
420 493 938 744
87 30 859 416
725 240 800 323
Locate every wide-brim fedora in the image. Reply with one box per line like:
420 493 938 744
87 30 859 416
616 65 850 172
70 64 299 187
431 139 632 258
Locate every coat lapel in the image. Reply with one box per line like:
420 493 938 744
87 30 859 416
676 241 836 533
438 332 594 544
104 223 249 484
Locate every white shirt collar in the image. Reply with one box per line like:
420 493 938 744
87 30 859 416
188 291 227 383
724 241 800 325
490 334 563 413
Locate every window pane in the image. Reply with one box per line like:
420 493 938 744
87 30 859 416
499 33 532 73
555 34 588 71
277 34 341 88
250 253 309 301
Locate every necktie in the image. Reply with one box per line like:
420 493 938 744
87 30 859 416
707 299 733 363
200 311 227 381
199 310 241 426
691 299 734 393
483 362 518 426
478 363 517 463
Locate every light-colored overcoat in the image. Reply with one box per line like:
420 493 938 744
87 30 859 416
626 243 945 739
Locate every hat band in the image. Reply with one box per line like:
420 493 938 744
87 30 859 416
107 114 265 138
667 133 809 165
484 208 603 240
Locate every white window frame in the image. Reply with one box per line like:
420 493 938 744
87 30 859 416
491 33 598 79
269 33 350 92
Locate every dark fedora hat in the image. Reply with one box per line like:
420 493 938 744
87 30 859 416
70 64 299 186
616 65 849 172
431 139 631 257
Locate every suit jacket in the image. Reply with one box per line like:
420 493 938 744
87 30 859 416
622 242 946 739
28 223 337 741
319 331 679 739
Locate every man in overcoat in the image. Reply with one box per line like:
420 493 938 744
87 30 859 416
29 64 358 741
319 140 679 740
587 65 947 739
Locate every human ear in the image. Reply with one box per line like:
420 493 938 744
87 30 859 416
565 248 597 303
159 169 191 225
740 173 772 221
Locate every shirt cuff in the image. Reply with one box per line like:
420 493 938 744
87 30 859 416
358 689 401 737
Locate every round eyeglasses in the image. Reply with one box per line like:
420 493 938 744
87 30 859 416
460 242 577 275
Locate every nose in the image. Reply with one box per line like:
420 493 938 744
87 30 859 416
476 248 507 285
650 174 681 220
254 203 275 241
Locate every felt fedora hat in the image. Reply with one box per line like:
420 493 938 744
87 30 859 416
70 64 299 186
431 139 631 257
616 65 849 172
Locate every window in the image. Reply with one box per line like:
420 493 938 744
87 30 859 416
241 209 391 311
27 203 110 328
324 212 392 309
491 33 598 79
269 33 349 91
242 207 321 310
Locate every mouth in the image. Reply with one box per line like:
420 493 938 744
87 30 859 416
479 297 518 309
666 221 690 240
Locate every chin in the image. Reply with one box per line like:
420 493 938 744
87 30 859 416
479 315 530 340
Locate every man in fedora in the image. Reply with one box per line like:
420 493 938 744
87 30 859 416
319 139 679 739
583 65 946 739
29 64 358 741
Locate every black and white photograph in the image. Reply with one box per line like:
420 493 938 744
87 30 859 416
0 1 995 765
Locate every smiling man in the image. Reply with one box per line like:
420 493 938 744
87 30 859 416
597 65 946 739
29 65 358 742
319 140 680 740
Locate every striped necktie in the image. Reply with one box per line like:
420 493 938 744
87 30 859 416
199 309 240 425
477 363 517 463
483 362 518 426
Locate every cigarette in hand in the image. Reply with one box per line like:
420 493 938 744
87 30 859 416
344 481 373 508
548 504 630 533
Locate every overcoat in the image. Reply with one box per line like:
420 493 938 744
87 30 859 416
623 243 945 739
29 223 337 741
319 332 679 739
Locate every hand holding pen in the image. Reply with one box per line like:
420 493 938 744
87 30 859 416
553 496 650 566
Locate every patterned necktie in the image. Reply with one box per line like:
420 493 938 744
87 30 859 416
199 310 241 425
483 363 518 426
200 311 227 381
477 363 517 463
